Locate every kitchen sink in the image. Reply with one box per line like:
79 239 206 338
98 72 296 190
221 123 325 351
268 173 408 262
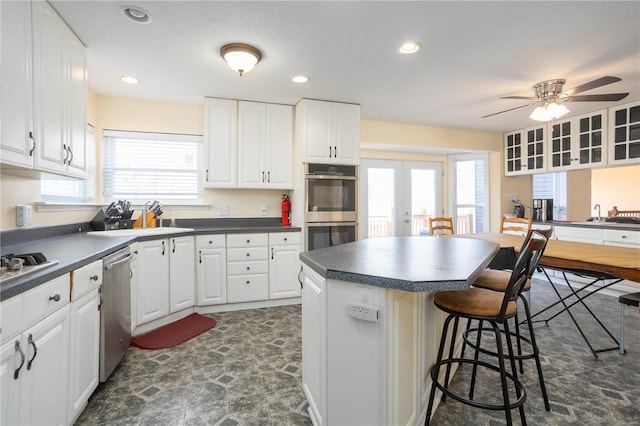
87 227 194 237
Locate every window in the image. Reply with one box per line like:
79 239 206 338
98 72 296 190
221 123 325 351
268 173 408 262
103 130 203 201
449 154 488 233
41 124 96 202
533 172 567 220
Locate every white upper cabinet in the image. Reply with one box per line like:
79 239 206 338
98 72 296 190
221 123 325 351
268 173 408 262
297 99 360 165
203 98 238 188
504 125 546 175
1 1 87 177
238 101 293 189
0 1 34 168
608 100 640 166
548 109 608 171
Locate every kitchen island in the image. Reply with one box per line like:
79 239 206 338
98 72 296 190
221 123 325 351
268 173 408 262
299 236 499 426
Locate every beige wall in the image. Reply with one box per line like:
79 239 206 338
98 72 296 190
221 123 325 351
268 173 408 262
567 169 591 221
592 165 640 213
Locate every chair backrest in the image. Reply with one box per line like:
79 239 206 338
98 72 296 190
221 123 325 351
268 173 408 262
429 217 454 236
500 217 532 236
498 230 549 320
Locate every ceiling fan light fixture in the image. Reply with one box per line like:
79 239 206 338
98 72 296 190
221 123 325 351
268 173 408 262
220 43 262 76
529 101 569 122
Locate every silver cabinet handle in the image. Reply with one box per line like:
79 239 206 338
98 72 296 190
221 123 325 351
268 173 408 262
27 334 37 370
262 171 265 183
271 247 274 260
267 171 270 183
68 146 74 165
298 265 304 289
14 341 25 379
162 240 165 256
334 146 337 158
90 275 99 281
49 294 61 302
62 144 69 164
172 238 176 253
199 250 202 263
28 131 36 156
206 169 209 182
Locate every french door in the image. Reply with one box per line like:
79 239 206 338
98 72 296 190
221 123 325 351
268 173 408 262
360 159 443 238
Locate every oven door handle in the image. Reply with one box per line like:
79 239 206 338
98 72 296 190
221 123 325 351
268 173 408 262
104 252 133 270
305 174 357 181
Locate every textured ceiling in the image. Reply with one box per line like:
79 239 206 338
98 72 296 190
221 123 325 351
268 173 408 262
50 1 640 134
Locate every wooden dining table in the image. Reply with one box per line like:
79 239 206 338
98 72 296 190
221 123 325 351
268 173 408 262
455 232 640 358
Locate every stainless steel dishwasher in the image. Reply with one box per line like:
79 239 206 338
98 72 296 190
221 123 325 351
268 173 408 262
100 247 132 381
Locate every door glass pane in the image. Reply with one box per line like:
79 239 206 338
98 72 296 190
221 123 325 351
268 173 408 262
455 159 486 233
367 168 395 237
410 169 436 236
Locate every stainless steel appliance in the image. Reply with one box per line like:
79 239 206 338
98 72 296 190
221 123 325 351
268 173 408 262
100 247 132 382
305 163 357 223
533 198 553 221
307 222 358 251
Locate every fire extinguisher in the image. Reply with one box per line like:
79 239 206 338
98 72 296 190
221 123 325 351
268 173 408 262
281 194 291 227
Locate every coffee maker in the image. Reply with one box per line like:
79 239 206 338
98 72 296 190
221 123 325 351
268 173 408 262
532 199 553 221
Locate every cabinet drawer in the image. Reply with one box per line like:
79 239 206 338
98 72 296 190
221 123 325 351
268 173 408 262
227 233 268 248
23 274 70 328
227 247 268 262
603 229 640 246
227 260 268 276
196 234 226 249
227 274 269 303
553 226 603 242
71 259 102 300
1 295 24 343
269 232 301 246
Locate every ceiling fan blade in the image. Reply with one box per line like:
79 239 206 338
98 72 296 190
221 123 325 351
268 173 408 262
482 101 540 118
501 96 539 100
563 76 622 96
568 93 629 102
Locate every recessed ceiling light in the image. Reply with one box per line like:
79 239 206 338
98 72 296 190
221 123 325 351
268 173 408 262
120 6 152 24
120 75 139 85
398 42 420 54
292 75 309 83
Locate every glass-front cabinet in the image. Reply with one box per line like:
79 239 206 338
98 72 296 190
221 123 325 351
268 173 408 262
548 109 608 171
609 100 640 166
504 125 546 176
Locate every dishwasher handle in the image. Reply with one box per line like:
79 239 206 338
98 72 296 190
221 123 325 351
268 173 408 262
104 252 133 270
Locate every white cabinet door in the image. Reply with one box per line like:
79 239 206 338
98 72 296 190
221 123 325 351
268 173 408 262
608 100 640 166
269 232 302 299
204 98 237 188
137 239 170 324
64 26 88 178
1 338 22 425
238 102 293 189
0 0 34 168
20 305 70 426
197 247 227 305
504 125 546 175
130 243 139 333
238 101 267 187
300 99 360 165
68 288 100 423
301 265 327 426
169 236 196 313
548 110 607 171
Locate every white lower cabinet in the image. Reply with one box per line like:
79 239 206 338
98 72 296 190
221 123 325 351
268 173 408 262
169 236 196 313
68 260 102 424
227 233 269 303
269 232 302 299
1 274 71 426
129 242 139 333
196 235 227 305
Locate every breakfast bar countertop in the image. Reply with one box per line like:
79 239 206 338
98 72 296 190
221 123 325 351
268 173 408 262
299 236 500 292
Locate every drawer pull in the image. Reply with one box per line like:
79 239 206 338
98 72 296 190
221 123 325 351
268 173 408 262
246 266 250 271
49 294 61 302
246 280 250 284
90 275 99 281
246 239 250 243
246 253 250 257
27 334 37 370
284 237 288 242
14 341 25 379
621 235 627 239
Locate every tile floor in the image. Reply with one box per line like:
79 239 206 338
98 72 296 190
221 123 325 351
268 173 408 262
76 278 640 426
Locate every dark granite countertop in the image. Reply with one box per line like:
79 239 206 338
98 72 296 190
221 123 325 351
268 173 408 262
1 218 301 301
300 236 499 292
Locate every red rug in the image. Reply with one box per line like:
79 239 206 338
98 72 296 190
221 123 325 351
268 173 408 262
131 313 216 350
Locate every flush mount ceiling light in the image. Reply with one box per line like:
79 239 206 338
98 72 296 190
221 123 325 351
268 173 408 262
120 75 139 85
398 42 420 54
120 6 152 24
220 43 262 76
292 75 308 83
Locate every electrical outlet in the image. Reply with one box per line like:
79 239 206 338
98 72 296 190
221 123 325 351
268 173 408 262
346 303 379 322
16 204 32 227
260 204 268 216
217 204 229 216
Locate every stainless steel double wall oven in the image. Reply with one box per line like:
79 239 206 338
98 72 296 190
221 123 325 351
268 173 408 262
305 163 358 250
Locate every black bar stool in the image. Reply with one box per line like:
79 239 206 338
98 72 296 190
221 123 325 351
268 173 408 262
619 292 640 354
425 231 548 426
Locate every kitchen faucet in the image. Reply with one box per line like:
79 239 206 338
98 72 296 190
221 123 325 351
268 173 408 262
593 203 601 222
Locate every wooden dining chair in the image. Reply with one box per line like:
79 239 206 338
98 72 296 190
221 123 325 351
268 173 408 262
428 217 454 236
500 217 532 236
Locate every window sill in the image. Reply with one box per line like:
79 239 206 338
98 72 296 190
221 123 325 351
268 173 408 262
35 202 211 212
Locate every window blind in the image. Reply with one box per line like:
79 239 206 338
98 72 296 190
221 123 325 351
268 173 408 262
103 130 203 201
533 172 567 220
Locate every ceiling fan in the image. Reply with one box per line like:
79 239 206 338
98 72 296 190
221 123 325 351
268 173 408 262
482 76 629 120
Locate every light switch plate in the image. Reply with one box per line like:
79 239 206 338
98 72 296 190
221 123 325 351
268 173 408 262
217 204 229 216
